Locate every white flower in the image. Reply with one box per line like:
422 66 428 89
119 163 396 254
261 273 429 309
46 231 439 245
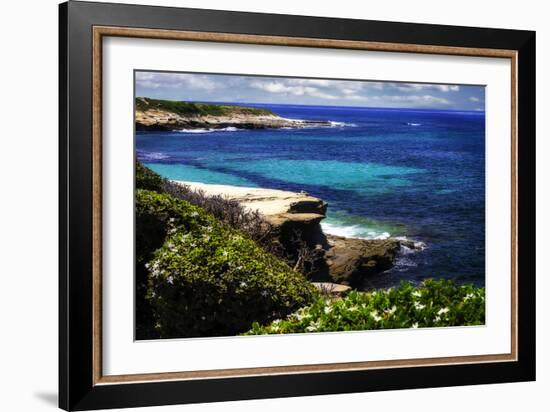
261 290 269 297
370 310 382 322
412 291 421 298
434 316 441 322
464 293 475 301
324 306 332 314
385 305 397 315
294 311 307 321
222 250 228 257
437 307 450 315
412 323 419 329
240 281 247 288
190 211 199 217
305 321 320 332
166 276 174 284
414 302 426 310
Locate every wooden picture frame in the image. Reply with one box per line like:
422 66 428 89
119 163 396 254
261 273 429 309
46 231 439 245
59 1 535 410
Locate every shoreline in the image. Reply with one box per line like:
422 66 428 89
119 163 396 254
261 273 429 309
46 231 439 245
135 97 333 131
173 180 423 289
172 180 422 244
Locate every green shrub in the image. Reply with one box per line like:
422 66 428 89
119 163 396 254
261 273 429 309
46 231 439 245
244 279 485 335
136 162 287 261
136 97 273 117
135 163 170 338
136 189 317 338
136 161 166 192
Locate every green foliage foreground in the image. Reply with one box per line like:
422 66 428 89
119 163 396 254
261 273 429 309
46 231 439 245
136 189 317 339
245 279 485 335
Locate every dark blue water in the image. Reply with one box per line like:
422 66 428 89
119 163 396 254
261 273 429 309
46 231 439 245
137 104 486 288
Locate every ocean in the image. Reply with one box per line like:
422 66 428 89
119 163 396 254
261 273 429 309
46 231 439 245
136 103 486 288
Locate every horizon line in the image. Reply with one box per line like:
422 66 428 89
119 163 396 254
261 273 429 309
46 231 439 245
136 96 485 113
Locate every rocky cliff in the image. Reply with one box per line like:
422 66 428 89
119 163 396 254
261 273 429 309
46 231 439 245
174 181 412 288
136 97 331 131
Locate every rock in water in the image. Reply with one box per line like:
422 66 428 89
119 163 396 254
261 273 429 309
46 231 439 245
324 235 401 287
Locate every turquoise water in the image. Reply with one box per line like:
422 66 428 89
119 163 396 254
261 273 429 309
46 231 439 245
137 103 485 287
147 163 258 187
214 160 423 194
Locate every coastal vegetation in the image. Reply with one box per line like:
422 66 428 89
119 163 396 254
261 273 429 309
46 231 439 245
245 279 485 335
135 162 485 339
136 162 281 258
135 163 317 338
136 97 273 117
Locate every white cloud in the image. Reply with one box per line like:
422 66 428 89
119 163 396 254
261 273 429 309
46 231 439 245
391 83 460 92
135 72 219 91
346 95 370 101
372 94 450 106
286 79 333 87
364 82 385 90
439 85 460 92
249 80 341 100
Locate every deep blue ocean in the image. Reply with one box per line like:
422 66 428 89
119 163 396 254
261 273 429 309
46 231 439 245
137 103 486 288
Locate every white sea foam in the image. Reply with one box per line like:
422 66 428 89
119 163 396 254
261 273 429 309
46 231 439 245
139 152 169 160
321 222 390 240
277 118 356 128
395 236 427 250
393 256 418 271
406 122 422 126
173 126 240 133
321 223 363 238
174 121 356 133
322 223 427 254
329 121 357 127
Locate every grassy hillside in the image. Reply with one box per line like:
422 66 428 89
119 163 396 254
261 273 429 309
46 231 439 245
136 97 274 117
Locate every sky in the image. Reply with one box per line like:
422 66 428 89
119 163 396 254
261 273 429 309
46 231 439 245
135 71 485 111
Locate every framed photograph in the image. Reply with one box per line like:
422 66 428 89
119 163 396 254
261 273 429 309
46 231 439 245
59 1 536 410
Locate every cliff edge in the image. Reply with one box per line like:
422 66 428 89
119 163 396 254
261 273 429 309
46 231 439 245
174 181 410 288
135 97 331 131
